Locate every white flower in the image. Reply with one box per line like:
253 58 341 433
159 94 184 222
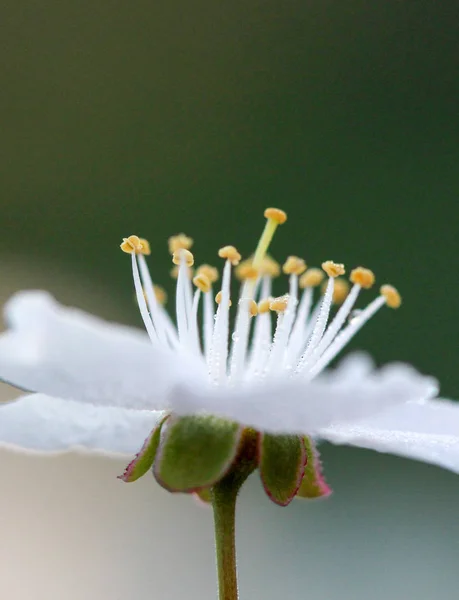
0 207 458 478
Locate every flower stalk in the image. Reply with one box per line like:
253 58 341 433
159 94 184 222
212 480 239 600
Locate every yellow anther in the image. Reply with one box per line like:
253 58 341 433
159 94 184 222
322 260 346 278
269 295 289 313
235 260 259 281
283 256 307 276
248 299 258 317
120 235 151 255
218 245 241 266
260 256 281 278
350 267 375 289
153 285 167 305
193 273 211 293
258 298 273 314
215 291 232 306
172 248 194 267
264 208 288 225
380 284 402 309
299 268 325 288
196 264 219 283
168 233 193 255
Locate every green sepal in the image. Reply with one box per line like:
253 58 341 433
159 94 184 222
153 415 242 492
118 414 169 482
296 436 332 499
259 433 306 506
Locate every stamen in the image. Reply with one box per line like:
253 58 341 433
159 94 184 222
172 249 194 267
306 295 386 379
129 253 157 343
381 284 402 309
218 246 241 265
322 260 345 278
193 273 211 293
283 256 307 276
300 268 324 288
120 235 151 255
270 295 289 313
210 260 233 383
248 299 258 317
137 255 168 346
287 287 314 362
252 208 287 270
309 278 364 365
215 290 232 307
203 290 214 362
248 277 273 377
196 264 219 283
350 267 375 289
168 234 193 255
296 277 335 373
258 298 273 314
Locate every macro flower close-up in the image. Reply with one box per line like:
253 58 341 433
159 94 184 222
0 208 458 512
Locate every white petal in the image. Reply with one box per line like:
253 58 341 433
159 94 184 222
0 393 162 456
317 351 375 383
172 362 437 435
0 291 204 410
320 399 459 473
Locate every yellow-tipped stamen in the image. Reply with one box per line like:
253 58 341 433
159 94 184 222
215 290 232 306
172 248 194 267
252 208 287 270
153 285 167 305
264 208 288 225
196 264 219 283
322 260 345 278
380 284 402 309
193 273 211 293
350 267 375 289
299 268 324 289
258 298 273 314
283 256 307 276
270 295 289 313
218 245 241 266
235 260 259 281
120 235 151 255
248 299 258 317
168 233 193 255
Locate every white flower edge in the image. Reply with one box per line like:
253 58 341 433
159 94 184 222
0 394 163 457
320 399 459 474
0 291 204 410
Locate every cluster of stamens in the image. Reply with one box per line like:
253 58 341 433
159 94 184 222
120 208 401 385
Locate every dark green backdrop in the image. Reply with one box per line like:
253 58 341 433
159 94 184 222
1 0 458 397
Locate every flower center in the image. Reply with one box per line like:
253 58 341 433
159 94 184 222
120 208 401 385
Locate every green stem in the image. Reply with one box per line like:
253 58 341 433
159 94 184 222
212 481 239 600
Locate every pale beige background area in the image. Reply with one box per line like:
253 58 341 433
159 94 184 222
0 263 458 600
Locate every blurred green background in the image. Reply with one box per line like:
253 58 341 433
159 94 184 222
1 0 458 395
1 2 459 598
